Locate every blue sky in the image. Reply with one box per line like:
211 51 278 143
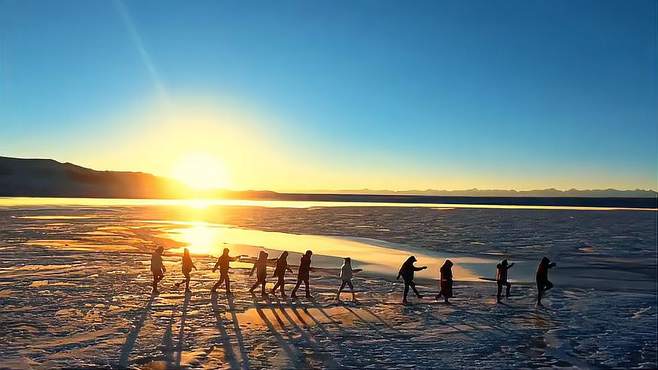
1 0 656 191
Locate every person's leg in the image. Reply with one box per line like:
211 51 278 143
537 280 543 304
410 281 422 298
279 277 287 297
184 272 190 290
213 275 224 292
347 280 355 301
272 279 281 294
152 273 158 291
304 279 310 298
291 279 301 297
260 280 266 296
336 280 347 300
403 282 410 303
225 275 231 294
497 282 503 302
505 282 511 298
545 280 553 292
249 279 259 293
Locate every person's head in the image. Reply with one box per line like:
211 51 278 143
501 259 508 266
444 259 453 267
280 251 288 259
183 248 190 257
305 250 313 257
156 246 164 255
344 257 352 266
540 256 550 266
222 248 230 256
258 251 268 260
405 256 417 265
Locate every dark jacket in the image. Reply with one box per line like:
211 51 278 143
397 257 424 282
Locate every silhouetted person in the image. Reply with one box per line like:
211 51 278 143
336 257 362 301
212 248 238 295
291 250 313 299
174 248 197 291
436 259 453 303
249 251 269 296
496 259 514 303
271 251 293 297
536 257 556 305
397 256 426 304
150 246 166 293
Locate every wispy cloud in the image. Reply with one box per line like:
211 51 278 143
113 0 168 102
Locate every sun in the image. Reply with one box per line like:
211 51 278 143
171 153 229 190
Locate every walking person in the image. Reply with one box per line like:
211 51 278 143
249 251 270 296
536 257 556 306
151 246 166 293
496 259 514 303
336 257 362 301
397 256 427 304
291 250 313 299
271 251 293 297
436 259 454 303
174 248 197 291
212 248 238 295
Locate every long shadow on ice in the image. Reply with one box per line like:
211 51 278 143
268 296 317 345
211 293 241 369
175 290 191 368
162 309 175 366
251 295 306 368
269 296 342 367
226 295 250 370
118 291 156 368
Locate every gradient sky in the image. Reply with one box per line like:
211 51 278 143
1 0 656 191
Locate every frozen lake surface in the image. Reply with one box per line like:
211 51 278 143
0 198 656 368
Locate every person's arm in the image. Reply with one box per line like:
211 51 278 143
508 263 515 269
352 268 363 273
230 256 240 262
212 258 220 273
548 262 556 268
249 263 256 276
192 262 197 270
413 266 427 271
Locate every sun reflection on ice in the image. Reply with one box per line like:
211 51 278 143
172 223 222 256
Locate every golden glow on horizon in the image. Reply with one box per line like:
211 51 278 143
49 95 657 193
171 152 229 190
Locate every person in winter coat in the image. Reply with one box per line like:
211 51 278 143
436 260 454 303
151 246 166 293
335 257 362 301
291 250 314 299
496 259 515 303
249 251 270 296
212 248 238 295
271 251 293 297
174 248 197 291
397 256 427 304
536 257 556 305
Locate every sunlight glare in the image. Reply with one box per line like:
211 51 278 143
171 152 229 190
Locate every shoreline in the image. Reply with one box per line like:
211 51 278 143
1 196 657 211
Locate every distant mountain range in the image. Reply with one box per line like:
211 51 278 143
1 156 656 208
310 188 658 198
